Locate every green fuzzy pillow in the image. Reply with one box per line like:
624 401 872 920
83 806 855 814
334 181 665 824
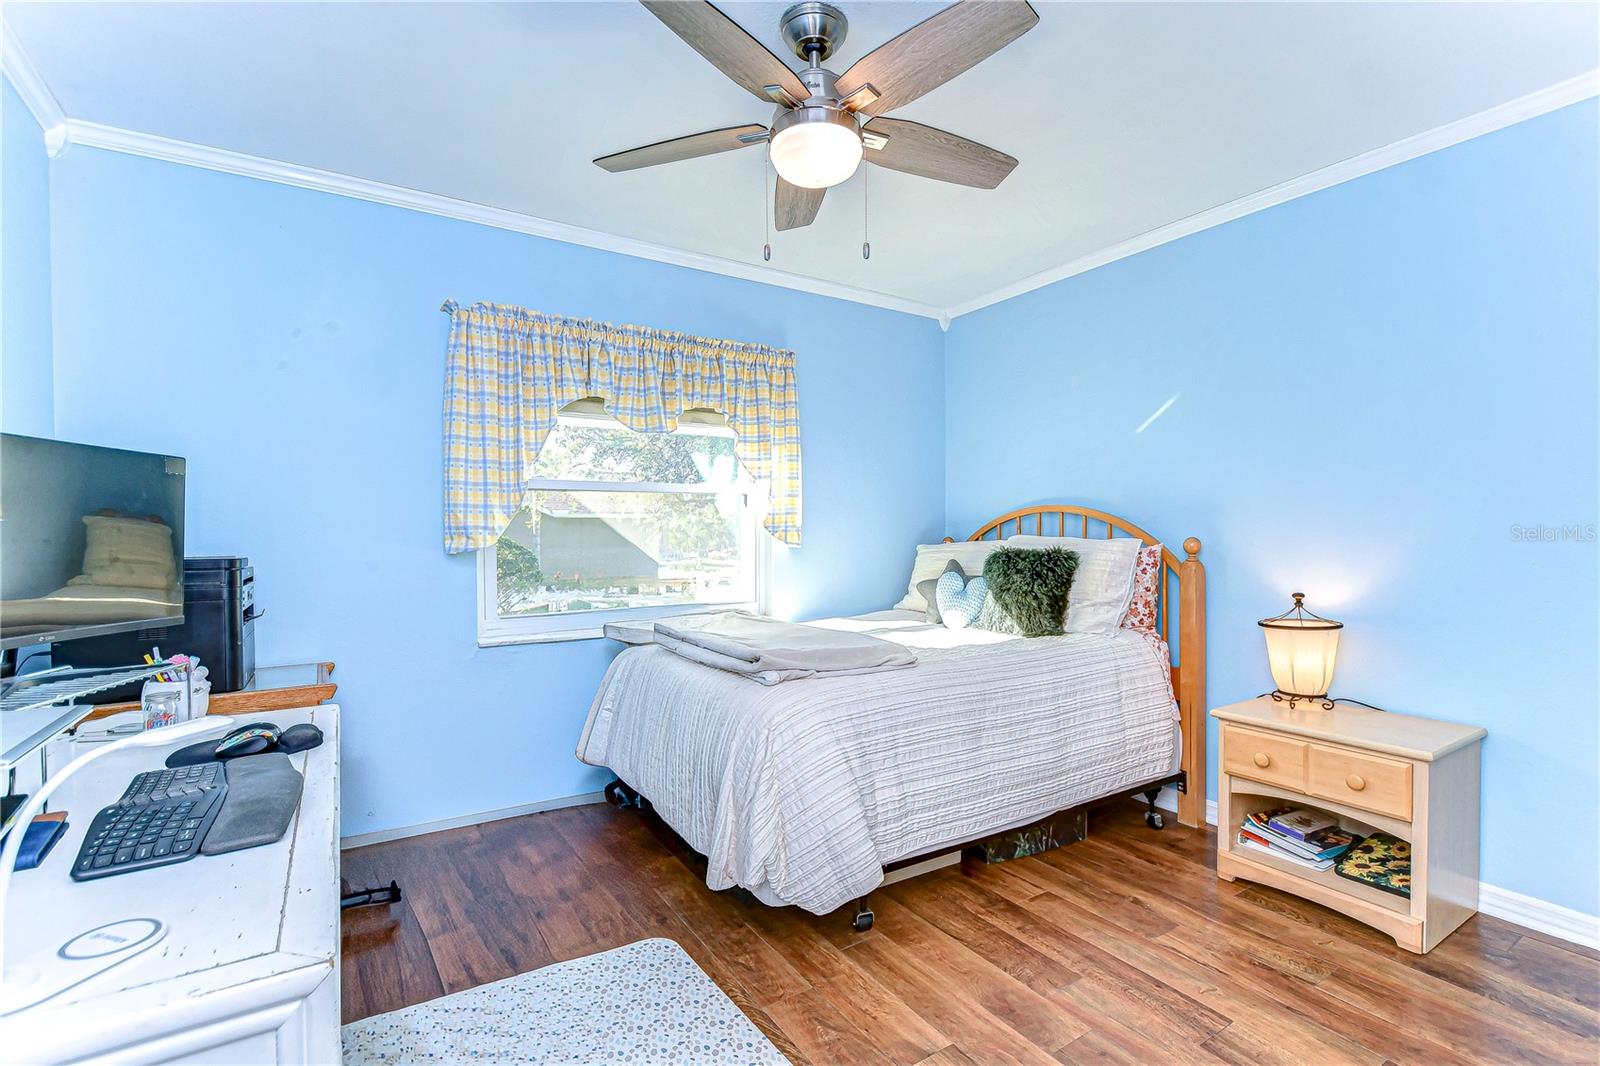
975 547 1079 637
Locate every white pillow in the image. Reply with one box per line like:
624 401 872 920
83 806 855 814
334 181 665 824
1006 534 1141 634
895 542 1006 612
82 514 176 573
68 564 174 591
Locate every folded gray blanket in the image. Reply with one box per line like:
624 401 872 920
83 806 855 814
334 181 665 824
645 611 918 685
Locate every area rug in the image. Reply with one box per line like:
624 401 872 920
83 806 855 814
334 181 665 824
341 937 788 1064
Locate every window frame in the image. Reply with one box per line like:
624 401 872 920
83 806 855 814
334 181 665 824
474 414 772 646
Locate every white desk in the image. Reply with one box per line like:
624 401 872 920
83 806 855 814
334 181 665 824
1 706 341 1064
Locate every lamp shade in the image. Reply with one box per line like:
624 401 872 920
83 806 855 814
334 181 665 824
1258 593 1342 703
769 106 862 189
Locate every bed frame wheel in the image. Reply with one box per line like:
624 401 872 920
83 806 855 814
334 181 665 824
604 779 644 809
1141 787 1165 830
852 900 874 932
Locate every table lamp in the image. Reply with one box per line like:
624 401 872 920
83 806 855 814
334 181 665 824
1258 593 1342 709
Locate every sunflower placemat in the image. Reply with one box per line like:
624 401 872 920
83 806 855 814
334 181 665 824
1335 832 1411 898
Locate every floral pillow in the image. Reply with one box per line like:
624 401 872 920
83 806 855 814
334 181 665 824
1121 543 1163 632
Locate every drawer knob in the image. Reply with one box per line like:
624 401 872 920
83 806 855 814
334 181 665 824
1252 752 1271 768
1346 774 1366 792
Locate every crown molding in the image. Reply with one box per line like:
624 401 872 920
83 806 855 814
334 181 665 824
7 22 1594 328
945 70 1600 321
2 20 936 317
55 118 945 323
0 23 67 157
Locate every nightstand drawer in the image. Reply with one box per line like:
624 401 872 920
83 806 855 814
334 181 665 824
1223 724 1306 790
1307 744 1413 820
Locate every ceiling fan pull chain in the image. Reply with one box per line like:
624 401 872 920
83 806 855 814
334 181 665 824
862 164 871 261
763 146 773 262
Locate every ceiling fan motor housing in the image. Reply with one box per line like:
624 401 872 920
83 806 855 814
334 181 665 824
797 65 841 104
770 98 859 145
769 100 862 188
780 1 848 62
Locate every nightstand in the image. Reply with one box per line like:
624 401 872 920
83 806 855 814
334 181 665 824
1212 695 1485 953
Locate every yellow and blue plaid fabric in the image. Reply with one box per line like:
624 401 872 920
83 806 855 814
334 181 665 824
442 301 802 553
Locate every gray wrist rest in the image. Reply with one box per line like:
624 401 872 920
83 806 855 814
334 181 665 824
200 752 305 855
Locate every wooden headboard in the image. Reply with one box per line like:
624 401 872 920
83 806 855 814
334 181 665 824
947 505 1207 828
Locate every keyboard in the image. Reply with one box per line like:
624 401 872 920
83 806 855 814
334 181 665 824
71 763 229 881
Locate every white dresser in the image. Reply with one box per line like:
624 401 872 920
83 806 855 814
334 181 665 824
1 705 341 1064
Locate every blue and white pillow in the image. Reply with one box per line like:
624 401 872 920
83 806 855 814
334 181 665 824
936 568 988 629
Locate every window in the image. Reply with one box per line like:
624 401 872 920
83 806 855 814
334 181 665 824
476 401 769 644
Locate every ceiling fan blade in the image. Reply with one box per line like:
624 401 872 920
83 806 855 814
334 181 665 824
595 124 768 173
865 117 1017 189
640 0 809 103
775 178 825 231
836 1 1039 118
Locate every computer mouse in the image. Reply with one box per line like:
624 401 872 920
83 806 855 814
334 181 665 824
277 723 324 754
215 722 280 759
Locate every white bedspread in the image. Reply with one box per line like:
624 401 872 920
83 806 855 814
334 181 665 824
577 611 1178 915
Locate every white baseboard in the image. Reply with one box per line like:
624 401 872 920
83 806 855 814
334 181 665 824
1146 791 1599 950
341 790 606 849
1478 885 1600 951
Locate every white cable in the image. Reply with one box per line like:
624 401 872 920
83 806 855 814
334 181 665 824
0 716 231 963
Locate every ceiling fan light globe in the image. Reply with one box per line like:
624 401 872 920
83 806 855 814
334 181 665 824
770 108 862 189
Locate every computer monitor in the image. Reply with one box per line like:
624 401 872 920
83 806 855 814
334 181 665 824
0 434 186 651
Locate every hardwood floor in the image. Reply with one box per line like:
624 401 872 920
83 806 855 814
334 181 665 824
341 801 1599 1064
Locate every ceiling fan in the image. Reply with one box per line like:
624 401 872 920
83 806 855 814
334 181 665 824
595 0 1038 232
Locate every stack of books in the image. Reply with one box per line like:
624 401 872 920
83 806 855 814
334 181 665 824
1235 806 1359 871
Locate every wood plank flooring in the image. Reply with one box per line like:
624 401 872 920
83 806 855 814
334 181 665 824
341 801 1599 1064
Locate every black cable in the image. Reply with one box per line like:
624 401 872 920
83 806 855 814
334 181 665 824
1257 690 1390 713
1329 697 1391 713
13 649 50 674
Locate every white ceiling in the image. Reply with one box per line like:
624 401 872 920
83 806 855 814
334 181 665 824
6 1 1597 311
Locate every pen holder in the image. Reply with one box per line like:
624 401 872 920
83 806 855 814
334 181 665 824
141 666 211 721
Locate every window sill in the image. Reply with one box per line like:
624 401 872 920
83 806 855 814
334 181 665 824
477 628 611 647
477 602 761 648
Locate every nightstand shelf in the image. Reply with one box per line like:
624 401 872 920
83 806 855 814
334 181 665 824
1225 785 1412 917
1212 696 1485 954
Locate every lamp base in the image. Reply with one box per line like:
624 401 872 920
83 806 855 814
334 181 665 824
1270 689 1334 711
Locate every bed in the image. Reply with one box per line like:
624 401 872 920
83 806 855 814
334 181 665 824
576 505 1207 921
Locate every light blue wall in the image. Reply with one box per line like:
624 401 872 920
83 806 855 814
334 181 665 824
23 92 1598 915
45 146 947 836
1 75 54 436
945 100 1599 914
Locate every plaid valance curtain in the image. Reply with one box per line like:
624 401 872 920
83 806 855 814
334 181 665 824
441 301 802 553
